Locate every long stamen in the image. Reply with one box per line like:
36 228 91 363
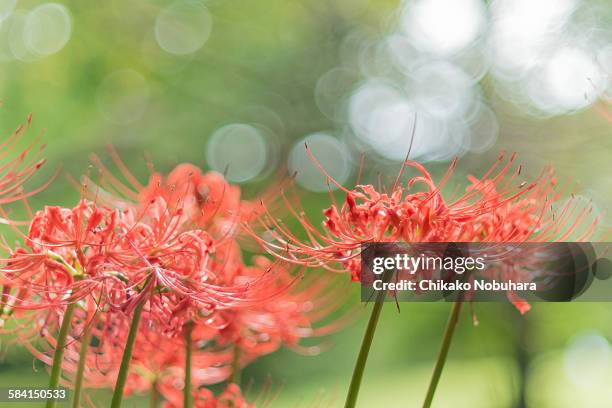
393 112 418 191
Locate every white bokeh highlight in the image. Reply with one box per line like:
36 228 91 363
24 3 72 57
400 0 486 57
8 10 39 62
288 133 351 192
564 333 611 389
206 124 268 183
408 60 475 119
0 3 72 62
463 102 499 153
540 47 606 112
155 0 213 55
347 76 480 163
489 0 578 79
349 80 416 161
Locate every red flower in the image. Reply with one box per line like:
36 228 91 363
248 153 598 312
2 153 343 405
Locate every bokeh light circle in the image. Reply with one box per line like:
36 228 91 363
315 67 358 121
463 102 499 153
348 79 471 163
8 10 40 62
489 0 578 80
451 44 491 83
206 124 268 183
400 0 486 57
564 333 611 389
24 3 72 56
0 11 17 61
288 133 351 192
238 105 285 138
408 60 474 119
540 47 607 112
0 0 16 21
414 115 463 162
385 34 425 74
155 0 213 55
523 46 607 115
348 80 415 161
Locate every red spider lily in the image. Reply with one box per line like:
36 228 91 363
1 200 122 311
247 152 599 312
0 194 282 406
1 153 347 407
1 197 275 316
243 148 601 408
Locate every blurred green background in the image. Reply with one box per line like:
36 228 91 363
0 0 611 406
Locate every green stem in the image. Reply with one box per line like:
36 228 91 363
344 288 386 408
0 285 5 317
46 302 76 408
231 345 241 385
150 380 160 408
72 319 94 408
110 299 146 408
422 301 463 408
183 321 193 408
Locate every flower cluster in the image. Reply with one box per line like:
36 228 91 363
1 153 341 407
250 153 598 313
